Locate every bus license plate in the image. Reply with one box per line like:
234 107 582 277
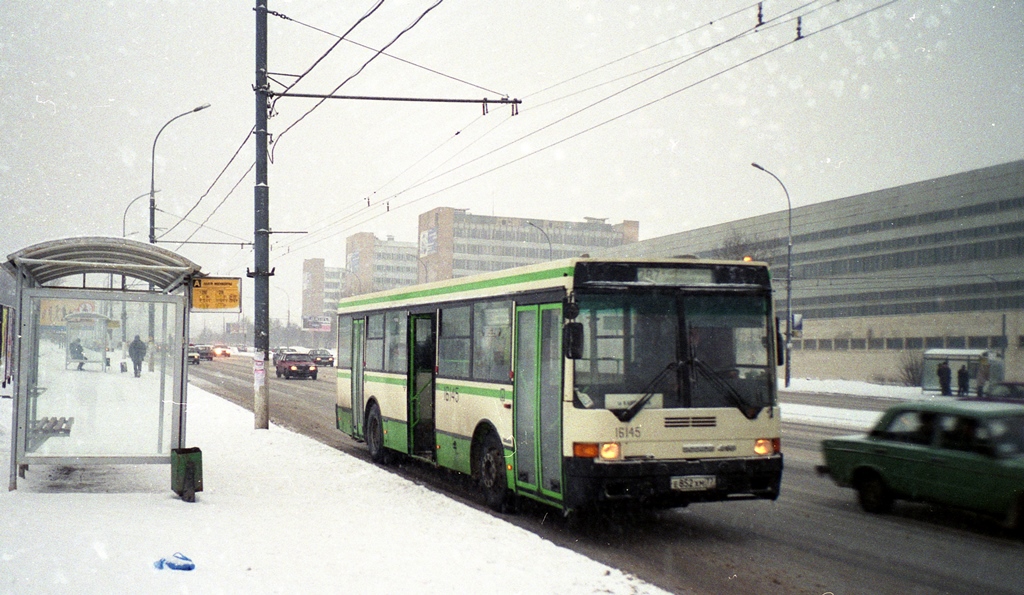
671 475 717 491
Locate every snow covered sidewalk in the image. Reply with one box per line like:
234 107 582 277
0 387 667 594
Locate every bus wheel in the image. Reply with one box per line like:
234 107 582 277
478 430 510 513
366 403 387 465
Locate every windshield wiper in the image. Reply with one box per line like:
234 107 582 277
689 357 762 420
614 361 679 422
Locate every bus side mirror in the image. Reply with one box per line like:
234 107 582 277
776 317 785 366
564 322 583 359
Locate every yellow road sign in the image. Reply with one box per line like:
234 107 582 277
191 277 242 312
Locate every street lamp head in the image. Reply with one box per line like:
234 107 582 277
193 103 211 112
751 162 765 171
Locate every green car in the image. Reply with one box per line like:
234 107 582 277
817 400 1024 534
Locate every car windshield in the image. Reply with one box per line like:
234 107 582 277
284 354 311 362
572 290 775 415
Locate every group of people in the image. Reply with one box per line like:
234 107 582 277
67 335 147 377
936 358 990 397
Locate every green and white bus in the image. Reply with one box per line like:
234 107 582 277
335 257 783 513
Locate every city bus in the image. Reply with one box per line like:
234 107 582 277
334 257 783 513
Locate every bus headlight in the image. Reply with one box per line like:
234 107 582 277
573 442 621 460
754 438 781 455
599 442 621 460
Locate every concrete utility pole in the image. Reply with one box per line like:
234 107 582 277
252 1 271 429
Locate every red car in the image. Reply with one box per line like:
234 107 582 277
275 352 318 380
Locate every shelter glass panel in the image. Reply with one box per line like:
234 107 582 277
23 296 180 457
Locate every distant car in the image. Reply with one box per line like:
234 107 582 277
212 344 231 357
196 345 215 361
275 352 318 380
309 348 334 367
976 382 1024 403
817 400 1024 535
272 347 296 366
187 349 200 365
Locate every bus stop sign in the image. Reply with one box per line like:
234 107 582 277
191 277 241 312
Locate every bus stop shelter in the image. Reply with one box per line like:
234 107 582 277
5 237 202 492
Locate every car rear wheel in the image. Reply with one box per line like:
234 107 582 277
856 471 893 514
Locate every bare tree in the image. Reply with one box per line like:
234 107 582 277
898 351 924 387
707 229 774 264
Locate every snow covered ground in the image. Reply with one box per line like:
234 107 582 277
0 374 920 594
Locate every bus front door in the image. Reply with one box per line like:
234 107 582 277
351 318 365 439
514 304 564 504
409 313 436 458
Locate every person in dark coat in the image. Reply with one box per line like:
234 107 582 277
128 335 147 377
937 360 952 396
956 365 969 396
69 338 86 370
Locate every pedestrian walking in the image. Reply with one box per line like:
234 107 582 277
129 335 147 377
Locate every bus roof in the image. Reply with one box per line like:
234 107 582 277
335 256 770 314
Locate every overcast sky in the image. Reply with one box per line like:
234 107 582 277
2 0 1021 324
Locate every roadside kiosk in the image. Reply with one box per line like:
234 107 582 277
5 237 204 500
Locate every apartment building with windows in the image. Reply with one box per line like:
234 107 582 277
417 207 639 282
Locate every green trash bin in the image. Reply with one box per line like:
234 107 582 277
171 447 203 502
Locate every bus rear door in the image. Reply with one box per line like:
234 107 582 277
351 318 365 439
409 313 436 458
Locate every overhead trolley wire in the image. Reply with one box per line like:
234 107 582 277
279 2 792 254
171 162 256 250
157 126 255 240
269 0 445 163
267 0 388 116
279 0 899 255
524 0 761 102
274 5 506 98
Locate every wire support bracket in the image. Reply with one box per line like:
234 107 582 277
268 90 522 116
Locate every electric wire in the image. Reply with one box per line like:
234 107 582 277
172 163 256 250
267 0 387 116
282 7 770 252
269 0 444 163
155 207 250 244
523 0 761 101
276 7 505 97
279 0 898 255
157 126 255 240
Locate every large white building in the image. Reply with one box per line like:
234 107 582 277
602 160 1024 383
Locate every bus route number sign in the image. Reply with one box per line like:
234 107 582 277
191 277 242 312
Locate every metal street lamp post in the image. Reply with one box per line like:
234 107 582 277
147 103 210 371
527 221 553 260
122 190 157 238
752 162 793 388
149 103 211 245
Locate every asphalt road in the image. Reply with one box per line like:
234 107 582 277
189 356 1024 595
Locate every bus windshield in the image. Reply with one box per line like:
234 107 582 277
572 291 776 415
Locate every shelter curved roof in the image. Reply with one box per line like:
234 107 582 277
3 236 202 292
